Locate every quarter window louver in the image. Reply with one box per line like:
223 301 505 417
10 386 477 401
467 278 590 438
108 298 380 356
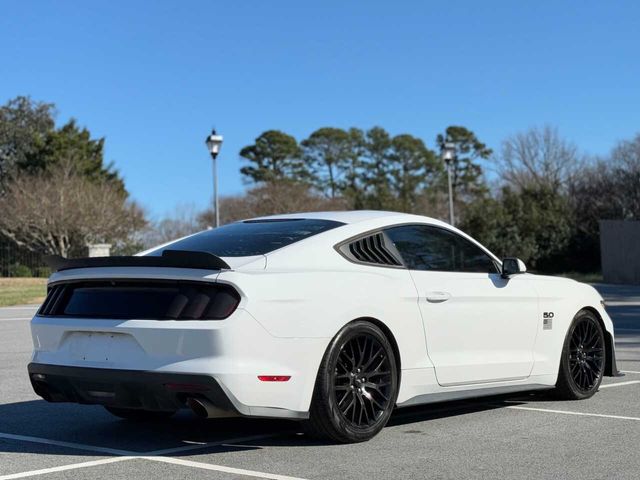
344 233 402 267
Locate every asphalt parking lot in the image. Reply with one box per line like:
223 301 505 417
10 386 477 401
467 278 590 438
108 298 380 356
1 284 639 480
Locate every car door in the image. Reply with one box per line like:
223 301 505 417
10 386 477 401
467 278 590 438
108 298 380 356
385 224 539 386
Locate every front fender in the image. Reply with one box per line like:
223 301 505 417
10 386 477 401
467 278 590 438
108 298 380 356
530 276 619 377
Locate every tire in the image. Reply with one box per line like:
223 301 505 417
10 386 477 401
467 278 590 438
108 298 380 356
554 309 606 400
304 321 399 443
104 406 177 421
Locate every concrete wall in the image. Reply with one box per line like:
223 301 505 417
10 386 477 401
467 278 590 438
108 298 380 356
600 220 640 284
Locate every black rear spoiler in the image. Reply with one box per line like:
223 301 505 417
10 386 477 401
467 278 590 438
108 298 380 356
45 250 230 272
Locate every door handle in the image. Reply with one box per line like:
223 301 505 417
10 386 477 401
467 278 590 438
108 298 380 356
425 291 451 303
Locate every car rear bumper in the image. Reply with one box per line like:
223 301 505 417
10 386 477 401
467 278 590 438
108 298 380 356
28 363 237 414
29 308 328 418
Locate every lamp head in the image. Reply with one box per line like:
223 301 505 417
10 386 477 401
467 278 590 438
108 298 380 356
205 129 224 158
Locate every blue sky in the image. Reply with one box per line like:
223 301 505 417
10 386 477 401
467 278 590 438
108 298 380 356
1 1 639 218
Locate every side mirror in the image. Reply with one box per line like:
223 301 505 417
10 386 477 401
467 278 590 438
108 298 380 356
501 257 527 278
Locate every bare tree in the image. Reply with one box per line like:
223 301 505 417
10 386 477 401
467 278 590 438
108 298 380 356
143 204 202 247
609 133 640 218
199 181 349 227
570 133 640 225
0 161 146 257
496 126 582 190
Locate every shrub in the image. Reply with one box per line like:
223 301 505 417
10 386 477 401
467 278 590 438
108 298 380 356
8 263 32 277
33 266 51 278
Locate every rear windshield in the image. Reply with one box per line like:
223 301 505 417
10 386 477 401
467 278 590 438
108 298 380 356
150 219 345 257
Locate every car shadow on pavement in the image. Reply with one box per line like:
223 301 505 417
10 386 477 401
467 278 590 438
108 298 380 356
0 393 551 455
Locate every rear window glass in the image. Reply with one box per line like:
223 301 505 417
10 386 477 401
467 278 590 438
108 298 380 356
150 219 344 257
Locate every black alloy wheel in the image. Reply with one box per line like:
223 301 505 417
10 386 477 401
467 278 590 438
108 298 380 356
333 333 394 427
305 321 398 443
555 310 605 400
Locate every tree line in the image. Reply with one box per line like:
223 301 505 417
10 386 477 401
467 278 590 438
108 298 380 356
0 96 145 267
2 95 639 275
236 126 491 214
221 125 640 273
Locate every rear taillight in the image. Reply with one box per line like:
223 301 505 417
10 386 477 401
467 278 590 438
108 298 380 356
37 280 240 320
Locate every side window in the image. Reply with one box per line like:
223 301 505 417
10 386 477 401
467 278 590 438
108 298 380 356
385 225 456 271
385 225 498 273
454 234 500 273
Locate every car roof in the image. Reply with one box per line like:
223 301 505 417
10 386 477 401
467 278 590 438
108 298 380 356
247 210 501 269
247 210 441 225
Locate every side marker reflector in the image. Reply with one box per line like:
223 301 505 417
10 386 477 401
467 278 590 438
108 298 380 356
258 375 291 382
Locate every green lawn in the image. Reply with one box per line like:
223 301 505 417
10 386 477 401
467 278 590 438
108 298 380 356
0 278 47 307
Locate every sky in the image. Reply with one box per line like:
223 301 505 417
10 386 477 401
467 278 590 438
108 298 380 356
1 1 639 218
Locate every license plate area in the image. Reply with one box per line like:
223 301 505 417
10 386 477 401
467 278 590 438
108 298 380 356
67 332 122 362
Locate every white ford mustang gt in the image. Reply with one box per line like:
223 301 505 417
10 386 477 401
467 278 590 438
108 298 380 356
29 211 620 443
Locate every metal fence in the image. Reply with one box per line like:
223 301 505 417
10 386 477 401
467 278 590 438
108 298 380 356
0 242 50 277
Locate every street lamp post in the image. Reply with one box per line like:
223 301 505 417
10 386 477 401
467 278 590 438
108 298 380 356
441 142 456 226
205 129 224 228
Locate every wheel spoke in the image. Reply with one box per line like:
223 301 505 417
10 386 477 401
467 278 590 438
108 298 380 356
361 347 383 372
341 392 355 411
337 356 350 373
350 394 357 423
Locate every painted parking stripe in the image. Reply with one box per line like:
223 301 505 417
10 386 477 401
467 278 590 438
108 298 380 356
506 405 640 421
0 431 284 457
0 432 135 456
599 380 640 389
0 457 134 480
0 317 33 321
621 370 640 374
147 456 309 480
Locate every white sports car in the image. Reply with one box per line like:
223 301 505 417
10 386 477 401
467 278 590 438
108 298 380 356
29 211 620 443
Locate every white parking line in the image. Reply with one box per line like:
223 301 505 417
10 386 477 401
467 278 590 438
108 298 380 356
599 380 640 389
147 456 308 480
0 431 289 479
0 457 134 480
621 370 640 374
0 432 135 456
0 317 33 321
506 405 640 422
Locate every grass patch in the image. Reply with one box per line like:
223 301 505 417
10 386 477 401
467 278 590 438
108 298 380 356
0 277 47 307
556 272 603 283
